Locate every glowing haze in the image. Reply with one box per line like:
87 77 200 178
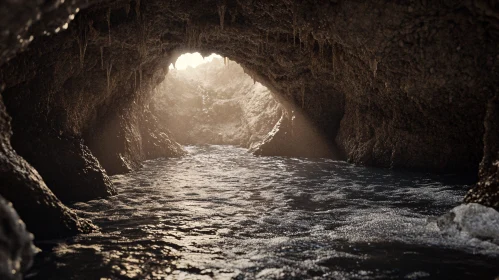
169 53 222 70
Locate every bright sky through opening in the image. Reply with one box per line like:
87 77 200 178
169 53 222 70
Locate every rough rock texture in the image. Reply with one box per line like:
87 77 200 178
151 57 281 148
0 0 84 65
1 6 185 186
1 62 118 201
0 196 36 280
87 104 185 175
0 96 94 239
437 203 499 245
5 125 117 203
252 110 337 158
465 97 499 210
0 1 498 215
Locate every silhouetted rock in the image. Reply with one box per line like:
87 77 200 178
0 96 95 239
0 196 37 280
87 106 185 175
465 97 499 210
251 111 337 158
9 129 116 203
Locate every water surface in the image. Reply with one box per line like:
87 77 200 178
30 145 499 279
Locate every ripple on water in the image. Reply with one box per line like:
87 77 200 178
29 145 499 279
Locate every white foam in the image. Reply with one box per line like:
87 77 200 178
437 203 499 246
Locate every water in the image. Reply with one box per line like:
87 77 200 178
29 145 499 279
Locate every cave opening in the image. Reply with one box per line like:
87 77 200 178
152 52 283 149
152 52 337 158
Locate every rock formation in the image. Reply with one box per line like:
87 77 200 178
0 0 497 242
465 97 499 209
437 203 499 245
251 110 338 158
0 96 95 239
0 196 37 280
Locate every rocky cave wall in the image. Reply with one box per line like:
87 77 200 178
0 0 498 241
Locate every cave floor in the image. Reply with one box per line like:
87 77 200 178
29 145 498 279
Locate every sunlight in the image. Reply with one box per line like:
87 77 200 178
169 53 222 70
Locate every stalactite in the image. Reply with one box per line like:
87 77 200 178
75 18 88 68
301 83 305 109
195 28 200 48
106 60 113 96
311 52 317 78
139 67 143 90
135 0 141 19
197 32 203 48
230 8 237 23
292 4 297 47
332 44 336 81
125 4 130 16
187 26 200 49
46 90 53 117
134 69 137 90
293 28 297 47
100 46 104 70
138 20 147 61
218 4 226 31
107 8 111 46
318 40 324 60
300 30 308 52
186 25 191 48
298 30 302 52
370 58 378 78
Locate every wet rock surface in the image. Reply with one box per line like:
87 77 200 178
8 129 116 203
252 111 339 159
465 97 499 210
0 196 37 280
87 107 185 175
0 97 94 239
437 203 499 245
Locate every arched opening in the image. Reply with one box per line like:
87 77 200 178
153 52 282 148
0 1 498 279
148 51 338 158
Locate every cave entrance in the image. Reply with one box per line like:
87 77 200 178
151 52 283 150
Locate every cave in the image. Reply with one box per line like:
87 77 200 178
0 1 498 279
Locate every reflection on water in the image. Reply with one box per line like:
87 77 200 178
29 145 499 279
